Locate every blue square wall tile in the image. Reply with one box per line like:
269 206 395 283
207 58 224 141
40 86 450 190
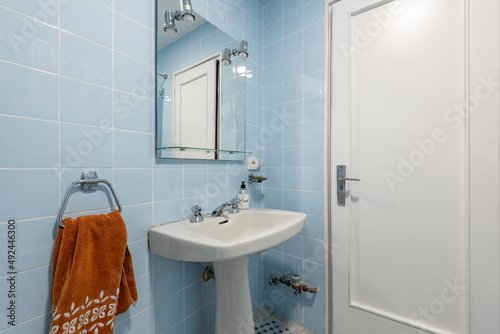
0 0 59 26
303 21 324 52
61 32 112 87
184 168 208 198
154 168 183 202
266 41 283 66
61 0 112 47
121 203 153 243
61 123 113 168
114 91 154 133
303 119 323 144
284 234 303 258
17 266 52 324
184 307 207 334
266 18 283 45
284 0 302 16
283 54 302 81
303 144 323 167
284 31 302 58
303 168 323 192
114 131 153 168
284 8 303 37
303 307 325 333
0 61 58 120
114 52 154 99
303 191 323 216
61 77 113 127
0 170 59 221
284 190 302 212
284 168 302 190
115 169 153 206
0 116 58 168
114 13 153 63
154 200 184 225
284 146 302 167
184 281 204 317
0 7 59 73
115 0 154 28
154 261 183 302
115 307 154 334
303 214 324 240
265 0 283 26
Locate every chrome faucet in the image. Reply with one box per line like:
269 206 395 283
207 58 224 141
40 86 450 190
211 199 239 217
190 205 204 223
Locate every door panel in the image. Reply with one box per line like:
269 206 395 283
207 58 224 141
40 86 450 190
174 58 217 159
349 0 466 331
331 0 469 333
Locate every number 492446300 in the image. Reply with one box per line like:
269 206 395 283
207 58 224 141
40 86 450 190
7 220 16 271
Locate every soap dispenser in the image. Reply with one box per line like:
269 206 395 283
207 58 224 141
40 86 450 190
237 181 249 210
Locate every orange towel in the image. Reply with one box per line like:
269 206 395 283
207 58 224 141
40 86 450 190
50 211 138 334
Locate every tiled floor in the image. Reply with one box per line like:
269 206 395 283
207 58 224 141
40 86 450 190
253 307 318 334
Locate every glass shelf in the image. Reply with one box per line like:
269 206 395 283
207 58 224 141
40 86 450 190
157 146 252 155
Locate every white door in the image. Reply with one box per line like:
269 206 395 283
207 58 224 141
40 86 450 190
328 0 500 333
174 57 217 159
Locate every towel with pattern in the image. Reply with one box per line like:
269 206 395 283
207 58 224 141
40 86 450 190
50 210 137 334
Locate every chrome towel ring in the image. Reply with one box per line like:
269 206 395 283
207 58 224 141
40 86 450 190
57 171 122 228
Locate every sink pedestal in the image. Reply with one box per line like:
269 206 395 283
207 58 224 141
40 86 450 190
213 256 255 334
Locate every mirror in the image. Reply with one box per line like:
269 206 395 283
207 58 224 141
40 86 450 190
156 1 248 160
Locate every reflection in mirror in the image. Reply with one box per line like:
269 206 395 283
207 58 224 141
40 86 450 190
156 4 248 161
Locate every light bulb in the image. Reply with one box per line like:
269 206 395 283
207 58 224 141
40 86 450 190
222 59 231 66
238 51 248 59
166 26 176 37
183 13 194 25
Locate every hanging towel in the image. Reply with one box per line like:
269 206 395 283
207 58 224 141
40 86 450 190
50 210 138 334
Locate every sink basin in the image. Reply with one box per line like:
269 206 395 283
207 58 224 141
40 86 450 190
149 208 306 262
149 208 306 334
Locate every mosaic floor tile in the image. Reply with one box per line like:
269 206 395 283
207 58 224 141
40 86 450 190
253 307 318 334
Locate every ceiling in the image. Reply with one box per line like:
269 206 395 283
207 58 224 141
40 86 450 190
157 0 207 50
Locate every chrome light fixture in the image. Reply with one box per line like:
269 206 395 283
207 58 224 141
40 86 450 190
179 0 195 25
221 40 249 66
222 48 232 66
163 0 196 37
234 40 248 59
163 10 177 37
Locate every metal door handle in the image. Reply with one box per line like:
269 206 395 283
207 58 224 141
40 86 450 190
337 165 360 205
337 176 361 182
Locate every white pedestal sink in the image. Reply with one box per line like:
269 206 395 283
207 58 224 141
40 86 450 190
149 208 306 334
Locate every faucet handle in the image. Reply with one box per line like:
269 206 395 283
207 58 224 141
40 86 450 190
190 205 204 223
228 199 239 213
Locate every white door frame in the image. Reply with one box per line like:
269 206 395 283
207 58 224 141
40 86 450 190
323 0 500 333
